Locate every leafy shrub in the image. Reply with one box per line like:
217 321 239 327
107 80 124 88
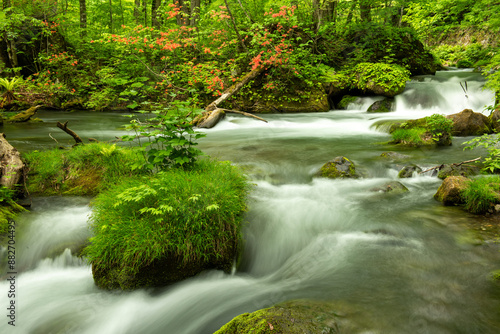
461 176 500 214
456 59 473 68
83 159 249 276
350 63 410 96
426 113 453 142
122 101 206 171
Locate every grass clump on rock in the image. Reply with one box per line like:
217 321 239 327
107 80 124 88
23 143 144 196
83 159 249 290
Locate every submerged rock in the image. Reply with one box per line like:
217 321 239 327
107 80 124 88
398 164 422 178
317 156 358 179
446 109 492 136
367 98 395 113
434 176 469 206
379 151 411 162
214 300 340 334
370 181 409 194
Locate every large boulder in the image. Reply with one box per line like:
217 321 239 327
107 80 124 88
489 106 500 133
434 176 469 206
214 300 340 334
317 156 359 179
446 109 492 136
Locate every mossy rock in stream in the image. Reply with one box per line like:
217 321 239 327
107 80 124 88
84 159 249 290
214 300 340 334
317 156 359 179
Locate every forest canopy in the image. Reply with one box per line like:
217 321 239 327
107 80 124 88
0 0 499 111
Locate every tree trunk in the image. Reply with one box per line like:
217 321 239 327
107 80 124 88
152 0 161 27
134 0 141 24
190 0 201 26
359 0 372 23
109 0 114 33
143 0 148 26
0 133 24 190
79 0 87 37
7 105 42 123
223 0 247 53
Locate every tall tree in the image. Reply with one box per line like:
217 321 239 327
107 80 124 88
152 0 161 27
313 0 337 32
109 0 114 33
134 0 142 24
79 0 87 37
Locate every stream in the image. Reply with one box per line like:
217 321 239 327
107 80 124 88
1 70 500 333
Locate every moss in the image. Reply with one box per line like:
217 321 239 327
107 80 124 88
214 300 339 334
337 95 358 109
0 202 26 244
23 143 145 196
318 156 358 179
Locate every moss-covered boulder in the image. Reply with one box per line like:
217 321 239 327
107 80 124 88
367 98 395 113
437 164 480 180
84 160 248 290
317 156 358 179
379 151 411 162
446 109 492 136
336 95 359 110
214 300 340 334
488 106 500 133
398 164 422 178
434 176 469 206
351 63 409 97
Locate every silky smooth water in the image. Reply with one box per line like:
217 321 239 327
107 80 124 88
1 70 500 334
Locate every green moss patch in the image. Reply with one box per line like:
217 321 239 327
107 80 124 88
83 159 249 289
23 143 144 196
215 300 340 334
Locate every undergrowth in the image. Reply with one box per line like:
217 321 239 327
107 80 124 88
23 142 144 195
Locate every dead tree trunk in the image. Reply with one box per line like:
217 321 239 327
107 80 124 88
194 65 266 128
7 105 42 123
0 133 24 189
57 121 84 145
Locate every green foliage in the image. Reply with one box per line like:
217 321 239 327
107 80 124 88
425 113 454 142
351 62 410 96
0 77 23 105
463 134 500 173
461 176 500 214
83 159 249 276
122 101 206 171
23 143 145 195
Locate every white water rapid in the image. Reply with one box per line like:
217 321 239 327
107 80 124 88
1 70 499 334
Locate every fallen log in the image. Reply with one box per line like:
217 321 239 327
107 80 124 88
7 105 42 123
194 65 266 129
0 133 24 189
221 109 268 123
56 121 83 145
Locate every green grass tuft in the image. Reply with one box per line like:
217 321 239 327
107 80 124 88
391 127 427 146
23 143 145 196
83 158 249 276
461 176 500 214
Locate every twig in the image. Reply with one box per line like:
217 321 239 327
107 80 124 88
221 108 268 123
49 133 59 144
56 121 83 145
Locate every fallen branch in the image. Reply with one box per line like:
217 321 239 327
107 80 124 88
195 65 266 128
221 108 268 123
419 157 481 175
56 121 83 145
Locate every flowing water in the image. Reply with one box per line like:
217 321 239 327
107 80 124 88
1 70 500 333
